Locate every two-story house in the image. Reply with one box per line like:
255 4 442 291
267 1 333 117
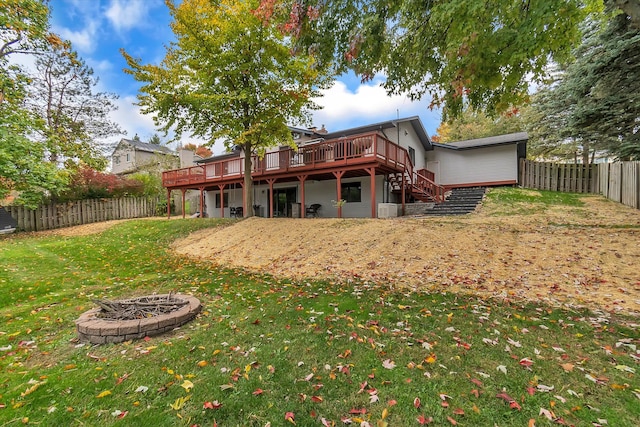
161 117 527 218
111 138 179 175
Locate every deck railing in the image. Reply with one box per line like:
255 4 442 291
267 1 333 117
163 133 414 187
413 170 445 202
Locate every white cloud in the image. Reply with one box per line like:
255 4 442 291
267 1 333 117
105 0 153 33
57 20 99 53
311 79 434 132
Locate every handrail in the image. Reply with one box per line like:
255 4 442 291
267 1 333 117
413 170 445 202
162 132 422 192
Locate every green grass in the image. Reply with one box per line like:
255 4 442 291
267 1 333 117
0 218 639 426
484 188 586 215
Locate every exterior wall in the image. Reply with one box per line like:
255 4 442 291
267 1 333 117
426 144 518 187
112 145 178 175
111 146 135 174
202 176 387 218
382 122 428 171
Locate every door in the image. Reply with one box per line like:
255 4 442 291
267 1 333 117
271 187 297 217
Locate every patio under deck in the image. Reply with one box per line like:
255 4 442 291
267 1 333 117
162 133 444 218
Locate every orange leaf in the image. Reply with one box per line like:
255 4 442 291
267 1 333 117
528 419 536 427
253 388 264 396
197 360 208 367
311 395 323 403
447 416 457 425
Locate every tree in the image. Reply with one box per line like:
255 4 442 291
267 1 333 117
122 0 329 217
272 0 599 119
149 133 162 145
28 46 123 170
431 105 524 143
182 142 213 158
527 12 640 162
0 0 65 207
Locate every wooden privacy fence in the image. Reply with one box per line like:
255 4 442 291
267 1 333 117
599 162 640 209
5 197 159 232
519 159 599 193
520 160 640 210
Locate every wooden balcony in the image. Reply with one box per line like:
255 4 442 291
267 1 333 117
162 132 445 203
164 133 411 187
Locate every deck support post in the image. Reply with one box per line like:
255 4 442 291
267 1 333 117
297 175 308 218
401 171 406 216
166 189 171 219
181 189 186 219
332 170 345 218
199 187 206 218
217 184 226 218
266 178 277 218
366 167 376 218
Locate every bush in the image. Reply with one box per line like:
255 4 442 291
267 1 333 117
54 167 144 202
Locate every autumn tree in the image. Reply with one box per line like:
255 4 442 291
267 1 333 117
28 46 123 170
431 105 524 143
122 0 329 217
0 0 65 207
275 0 600 119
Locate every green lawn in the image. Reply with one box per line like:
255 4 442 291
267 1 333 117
0 214 638 426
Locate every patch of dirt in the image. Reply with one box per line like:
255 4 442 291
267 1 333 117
38 216 179 237
173 194 640 316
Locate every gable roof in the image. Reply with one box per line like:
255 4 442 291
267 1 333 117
432 132 528 150
321 116 432 151
114 139 176 156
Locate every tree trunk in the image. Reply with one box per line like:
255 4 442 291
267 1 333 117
582 141 590 165
243 144 254 218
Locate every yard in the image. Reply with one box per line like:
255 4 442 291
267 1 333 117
0 188 638 426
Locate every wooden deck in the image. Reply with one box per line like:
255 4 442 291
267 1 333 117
162 132 444 218
163 133 415 188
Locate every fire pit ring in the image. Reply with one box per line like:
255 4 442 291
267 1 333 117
75 294 201 344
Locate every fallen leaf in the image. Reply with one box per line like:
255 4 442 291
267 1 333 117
96 390 111 398
170 395 190 410
285 411 296 424
560 363 574 372
203 400 222 409
417 415 433 425
181 380 194 392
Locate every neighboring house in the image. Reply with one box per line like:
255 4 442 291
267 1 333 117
162 117 527 218
111 138 178 175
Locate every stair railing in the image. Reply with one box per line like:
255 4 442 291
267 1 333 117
413 170 445 203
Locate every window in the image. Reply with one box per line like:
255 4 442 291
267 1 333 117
126 153 131 162
215 193 229 208
341 182 361 203
114 156 120 165
408 146 416 165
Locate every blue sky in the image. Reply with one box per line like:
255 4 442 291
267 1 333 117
48 0 442 155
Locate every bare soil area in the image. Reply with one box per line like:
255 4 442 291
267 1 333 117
172 194 640 316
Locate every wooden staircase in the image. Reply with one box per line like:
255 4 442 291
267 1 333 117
388 170 445 203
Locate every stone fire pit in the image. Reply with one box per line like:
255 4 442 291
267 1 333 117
75 294 201 344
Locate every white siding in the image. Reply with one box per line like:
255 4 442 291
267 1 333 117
383 123 427 171
204 176 387 218
426 144 518 186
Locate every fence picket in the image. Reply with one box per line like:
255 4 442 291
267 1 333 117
4 197 159 232
521 160 638 210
